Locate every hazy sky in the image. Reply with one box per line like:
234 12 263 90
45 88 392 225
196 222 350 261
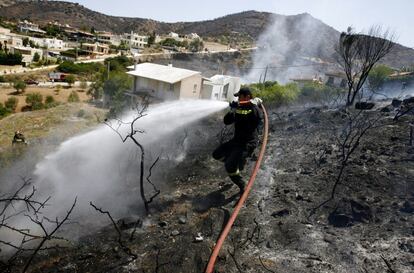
62 0 413 48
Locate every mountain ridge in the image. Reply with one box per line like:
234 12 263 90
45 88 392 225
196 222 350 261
0 1 413 67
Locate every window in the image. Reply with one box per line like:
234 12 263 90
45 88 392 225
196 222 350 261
169 84 174 91
193 84 197 93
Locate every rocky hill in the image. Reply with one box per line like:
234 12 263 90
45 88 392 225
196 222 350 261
0 1 413 67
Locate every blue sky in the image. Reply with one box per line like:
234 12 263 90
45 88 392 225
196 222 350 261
62 0 413 48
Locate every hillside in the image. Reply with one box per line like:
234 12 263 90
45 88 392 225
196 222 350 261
0 1 413 67
4 103 414 273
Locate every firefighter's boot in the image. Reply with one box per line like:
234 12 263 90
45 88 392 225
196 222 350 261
230 175 245 194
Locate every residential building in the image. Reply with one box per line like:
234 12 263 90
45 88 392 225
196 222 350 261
291 77 323 88
324 72 347 88
0 34 23 48
80 42 109 56
96 31 121 46
185 33 200 40
10 46 43 66
18 20 46 34
29 37 66 49
201 75 240 101
126 63 202 100
121 31 148 49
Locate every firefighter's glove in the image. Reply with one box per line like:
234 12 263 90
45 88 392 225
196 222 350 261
229 101 238 109
250 97 263 106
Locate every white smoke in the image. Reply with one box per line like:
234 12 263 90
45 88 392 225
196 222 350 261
243 13 338 83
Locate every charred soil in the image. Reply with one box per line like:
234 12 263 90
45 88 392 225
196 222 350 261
10 104 414 273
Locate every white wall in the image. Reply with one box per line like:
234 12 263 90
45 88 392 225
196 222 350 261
179 74 202 99
201 76 240 101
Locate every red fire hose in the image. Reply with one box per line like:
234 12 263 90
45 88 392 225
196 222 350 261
205 104 269 273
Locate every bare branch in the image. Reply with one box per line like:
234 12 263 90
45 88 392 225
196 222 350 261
89 202 137 260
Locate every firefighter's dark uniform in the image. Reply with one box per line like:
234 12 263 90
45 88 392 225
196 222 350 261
12 131 26 145
213 101 263 192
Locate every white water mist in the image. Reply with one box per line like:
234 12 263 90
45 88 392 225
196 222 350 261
2 99 228 247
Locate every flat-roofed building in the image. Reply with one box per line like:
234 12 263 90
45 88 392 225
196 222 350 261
126 63 202 100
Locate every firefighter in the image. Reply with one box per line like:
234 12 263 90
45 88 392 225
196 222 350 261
12 131 27 145
213 87 263 193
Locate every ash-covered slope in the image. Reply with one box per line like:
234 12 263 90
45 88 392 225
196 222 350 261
11 103 413 273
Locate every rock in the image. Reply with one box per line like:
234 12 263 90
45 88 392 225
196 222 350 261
391 98 402 108
178 216 187 224
266 241 274 249
271 209 290 217
296 193 304 201
400 201 414 213
350 200 373 223
355 102 375 110
158 221 168 228
194 232 204 242
171 230 180 236
117 216 142 230
328 211 353 227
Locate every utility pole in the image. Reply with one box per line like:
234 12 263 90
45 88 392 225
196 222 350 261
263 65 268 83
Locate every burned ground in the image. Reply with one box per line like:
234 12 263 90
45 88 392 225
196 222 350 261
7 103 414 273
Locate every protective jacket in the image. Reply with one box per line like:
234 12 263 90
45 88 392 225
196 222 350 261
224 102 263 145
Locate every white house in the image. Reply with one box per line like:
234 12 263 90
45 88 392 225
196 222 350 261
201 75 240 101
121 31 148 49
29 37 66 49
18 20 46 34
126 63 202 100
0 34 23 48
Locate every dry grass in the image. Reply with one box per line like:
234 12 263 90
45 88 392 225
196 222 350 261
0 85 90 111
0 103 107 167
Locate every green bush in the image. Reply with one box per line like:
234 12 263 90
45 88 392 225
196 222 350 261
65 74 76 87
5 97 18 111
299 83 343 104
104 56 133 72
68 91 80 102
249 82 299 107
368 64 394 91
57 61 104 75
25 93 44 110
45 95 55 104
13 80 27 94
0 76 5 82
33 52 40 62
0 102 11 118
45 95 58 108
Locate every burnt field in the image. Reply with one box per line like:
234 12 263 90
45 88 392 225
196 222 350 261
6 100 413 273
